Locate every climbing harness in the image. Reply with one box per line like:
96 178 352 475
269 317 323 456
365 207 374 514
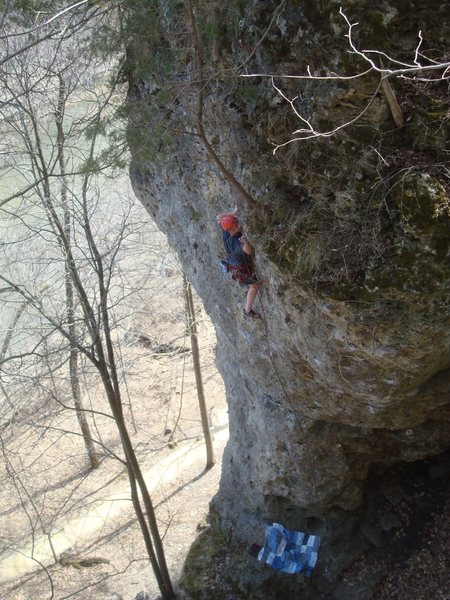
228 262 257 284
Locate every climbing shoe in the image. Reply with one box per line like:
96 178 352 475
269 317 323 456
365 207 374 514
244 309 261 319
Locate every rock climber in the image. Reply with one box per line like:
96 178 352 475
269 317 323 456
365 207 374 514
217 210 261 319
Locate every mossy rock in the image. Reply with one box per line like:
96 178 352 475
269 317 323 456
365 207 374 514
179 527 247 600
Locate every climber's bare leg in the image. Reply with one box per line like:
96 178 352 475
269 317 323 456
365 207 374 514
245 283 260 313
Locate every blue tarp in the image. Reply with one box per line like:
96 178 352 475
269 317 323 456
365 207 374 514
257 522 320 575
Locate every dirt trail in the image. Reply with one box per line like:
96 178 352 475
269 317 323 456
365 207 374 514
0 418 228 586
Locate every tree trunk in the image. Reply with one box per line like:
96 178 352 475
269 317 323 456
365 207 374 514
184 275 215 469
0 301 27 410
100 370 175 599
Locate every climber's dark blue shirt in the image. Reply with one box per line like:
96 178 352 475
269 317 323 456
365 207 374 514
223 231 246 267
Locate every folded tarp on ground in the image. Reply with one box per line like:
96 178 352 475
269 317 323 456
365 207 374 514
257 522 320 575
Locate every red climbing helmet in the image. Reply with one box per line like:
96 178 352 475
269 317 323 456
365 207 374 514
220 214 239 231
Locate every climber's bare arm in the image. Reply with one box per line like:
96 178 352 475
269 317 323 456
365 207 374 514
240 236 253 254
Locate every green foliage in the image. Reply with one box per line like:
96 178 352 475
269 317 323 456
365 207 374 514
200 17 221 44
85 120 107 140
179 528 216 596
120 0 178 81
89 23 123 62
79 155 102 175
189 207 203 222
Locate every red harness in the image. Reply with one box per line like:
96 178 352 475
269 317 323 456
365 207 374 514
228 262 255 283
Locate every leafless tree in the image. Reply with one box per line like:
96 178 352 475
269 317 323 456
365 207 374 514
0 7 176 599
0 158 176 600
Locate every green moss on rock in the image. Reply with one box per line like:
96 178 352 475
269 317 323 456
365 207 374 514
179 527 247 600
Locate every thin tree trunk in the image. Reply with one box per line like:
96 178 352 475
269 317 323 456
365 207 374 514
0 301 27 409
68 348 100 469
56 73 99 470
101 373 175 599
124 431 175 599
0 301 27 361
184 275 215 469
128 464 167 593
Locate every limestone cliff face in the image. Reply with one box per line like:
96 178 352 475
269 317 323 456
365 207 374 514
127 0 449 593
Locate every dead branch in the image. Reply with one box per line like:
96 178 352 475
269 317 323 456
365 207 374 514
380 75 405 128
